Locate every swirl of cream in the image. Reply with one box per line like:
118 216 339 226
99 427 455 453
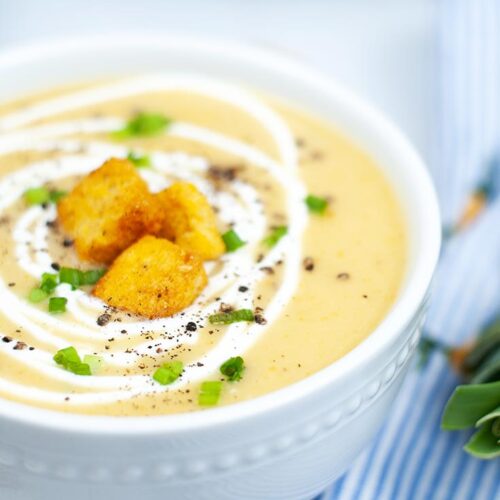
0 76 307 406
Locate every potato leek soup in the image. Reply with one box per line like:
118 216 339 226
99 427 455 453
0 76 406 416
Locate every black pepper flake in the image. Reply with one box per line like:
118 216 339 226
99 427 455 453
238 286 249 293
51 262 61 271
303 257 315 271
13 341 27 350
260 266 274 275
97 313 111 326
46 220 57 228
219 302 233 313
62 238 74 247
255 314 267 325
7 282 15 287
186 322 197 332
337 273 350 281
2 336 12 343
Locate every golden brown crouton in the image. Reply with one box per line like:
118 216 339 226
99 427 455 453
156 182 225 260
93 235 207 318
58 158 163 263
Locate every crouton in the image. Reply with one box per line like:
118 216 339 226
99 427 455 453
93 235 207 318
156 182 225 260
58 158 163 263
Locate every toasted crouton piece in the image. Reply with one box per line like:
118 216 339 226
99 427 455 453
93 235 207 318
58 158 163 263
156 182 225 260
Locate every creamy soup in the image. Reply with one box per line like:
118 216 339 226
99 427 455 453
0 76 406 416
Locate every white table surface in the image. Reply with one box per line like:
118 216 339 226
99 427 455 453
0 0 437 166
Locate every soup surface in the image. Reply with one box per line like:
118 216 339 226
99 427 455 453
0 76 406 416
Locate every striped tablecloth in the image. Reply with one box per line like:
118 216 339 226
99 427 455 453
320 1 500 499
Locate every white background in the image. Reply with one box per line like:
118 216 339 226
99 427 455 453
0 0 437 164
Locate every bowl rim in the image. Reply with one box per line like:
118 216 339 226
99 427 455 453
0 35 441 434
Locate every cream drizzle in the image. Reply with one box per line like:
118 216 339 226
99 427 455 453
0 76 307 407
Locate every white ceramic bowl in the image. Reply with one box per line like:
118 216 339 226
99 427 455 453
0 37 440 500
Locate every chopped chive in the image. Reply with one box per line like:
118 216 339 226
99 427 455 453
28 287 49 303
305 194 329 214
58 267 105 288
40 272 59 294
24 187 50 205
81 269 106 285
48 297 67 314
59 267 82 288
53 346 81 367
53 346 91 375
49 190 67 203
222 229 246 252
127 151 152 168
263 225 288 248
82 354 103 374
24 187 67 205
67 361 91 376
112 112 171 139
152 360 184 385
198 380 223 406
208 309 254 325
220 356 245 382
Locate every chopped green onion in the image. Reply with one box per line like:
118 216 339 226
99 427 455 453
263 226 288 248
112 112 171 139
152 360 184 385
220 356 245 382
24 187 67 205
127 151 152 168
59 267 82 288
305 194 329 214
28 288 49 303
53 346 80 366
40 272 59 294
24 187 50 205
81 269 106 285
67 362 91 376
53 346 91 376
48 297 67 314
58 267 105 288
222 229 246 252
83 354 104 374
198 380 223 406
208 309 254 325
49 190 67 203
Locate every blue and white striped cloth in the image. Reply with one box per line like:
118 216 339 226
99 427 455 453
320 1 500 499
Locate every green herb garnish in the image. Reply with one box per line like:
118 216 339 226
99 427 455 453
23 187 67 205
152 361 184 385
220 356 245 381
112 112 171 139
305 194 329 214
81 269 106 285
28 288 49 303
40 272 58 294
82 354 104 375
48 297 67 314
53 346 91 376
198 380 223 406
59 267 82 288
222 229 246 252
49 190 67 203
208 309 254 325
59 267 105 288
127 151 152 168
263 226 288 248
